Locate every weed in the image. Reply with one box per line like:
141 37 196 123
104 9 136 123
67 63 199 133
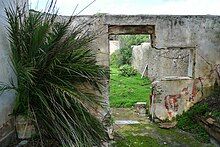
119 64 137 77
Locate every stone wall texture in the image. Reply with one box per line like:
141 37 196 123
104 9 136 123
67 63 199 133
131 43 150 75
103 15 220 120
132 43 190 80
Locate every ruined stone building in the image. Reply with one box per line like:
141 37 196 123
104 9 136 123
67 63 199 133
0 0 220 145
75 14 220 121
132 43 189 79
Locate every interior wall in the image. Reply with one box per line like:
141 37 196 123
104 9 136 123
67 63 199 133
0 0 28 145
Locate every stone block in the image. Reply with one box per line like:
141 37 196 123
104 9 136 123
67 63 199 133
16 116 35 139
0 118 16 147
135 102 147 115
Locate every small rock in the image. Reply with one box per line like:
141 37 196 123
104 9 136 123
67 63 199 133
135 102 147 115
153 118 161 123
101 141 109 147
107 126 114 139
159 122 177 129
206 117 215 124
16 140 28 147
115 120 140 125
16 116 35 139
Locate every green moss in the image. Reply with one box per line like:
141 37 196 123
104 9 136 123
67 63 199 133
112 121 213 147
112 135 161 147
113 124 161 147
176 104 210 143
155 127 202 146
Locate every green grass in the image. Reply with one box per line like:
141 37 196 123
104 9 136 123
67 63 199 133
110 67 151 107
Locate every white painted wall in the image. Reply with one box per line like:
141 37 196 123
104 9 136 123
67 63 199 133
0 0 16 127
109 40 119 55
0 1 27 141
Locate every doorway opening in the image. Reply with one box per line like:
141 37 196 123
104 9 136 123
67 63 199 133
108 25 155 109
109 34 152 108
108 25 155 122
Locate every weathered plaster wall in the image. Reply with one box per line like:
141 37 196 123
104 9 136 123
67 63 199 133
0 1 16 145
0 0 27 145
132 43 150 74
69 14 219 120
104 15 220 120
151 77 200 120
132 43 189 80
109 41 119 55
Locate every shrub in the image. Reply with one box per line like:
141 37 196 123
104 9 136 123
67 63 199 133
119 65 137 77
177 86 220 143
116 35 149 67
176 104 209 143
110 50 120 67
1 2 108 146
118 47 132 66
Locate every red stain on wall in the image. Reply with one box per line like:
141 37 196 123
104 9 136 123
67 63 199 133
167 111 172 117
182 87 189 95
164 94 181 112
190 77 204 102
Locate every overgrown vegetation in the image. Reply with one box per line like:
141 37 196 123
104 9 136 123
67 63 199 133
0 2 108 146
112 35 149 67
177 86 220 143
119 64 137 77
109 35 151 107
113 133 160 147
112 119 205 147
176 104 210 143
110 67 151 107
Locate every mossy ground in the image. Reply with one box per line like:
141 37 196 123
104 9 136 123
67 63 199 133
109 65 218 146
111 108 214 147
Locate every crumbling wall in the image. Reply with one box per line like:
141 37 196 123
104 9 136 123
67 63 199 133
151 77 200 120
132 43 150 74
105 15 220 120
132 43 189 80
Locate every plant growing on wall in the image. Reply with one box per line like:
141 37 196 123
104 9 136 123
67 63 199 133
1 2 108 146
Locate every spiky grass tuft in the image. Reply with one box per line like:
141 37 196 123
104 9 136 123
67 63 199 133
3 1 108 146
